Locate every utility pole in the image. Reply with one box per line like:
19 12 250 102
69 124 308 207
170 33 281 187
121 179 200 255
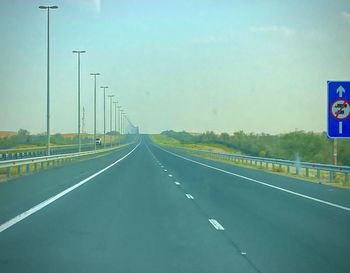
100 86 108 148
39 5 58 156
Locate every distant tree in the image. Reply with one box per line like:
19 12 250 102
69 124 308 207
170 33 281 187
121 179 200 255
12 129 31 145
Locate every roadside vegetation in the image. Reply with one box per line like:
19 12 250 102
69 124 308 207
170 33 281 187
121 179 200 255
0 129 122 151
154 130 350 166
150 134 242 154
150 131 350 189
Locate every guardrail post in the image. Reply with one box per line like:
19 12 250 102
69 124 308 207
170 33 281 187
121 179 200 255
305 168 309 177
7 167 11 178
345 173 349 184
329 171 334 182
317 169 321 179
34 162 37 172
26 164 29 173
287 165 290 174
17 165 21 176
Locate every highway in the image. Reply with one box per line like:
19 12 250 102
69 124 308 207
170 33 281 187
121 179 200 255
0 135 350 273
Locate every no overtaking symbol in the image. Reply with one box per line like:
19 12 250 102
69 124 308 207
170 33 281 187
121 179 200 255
330 99 350 120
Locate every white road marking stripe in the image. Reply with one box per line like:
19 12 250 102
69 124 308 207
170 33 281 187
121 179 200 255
164 169 167 172
0 143 141 233
158 146 350 212
175 181 180 185
168 174 173 177
209 219 225 230
185 193 194 199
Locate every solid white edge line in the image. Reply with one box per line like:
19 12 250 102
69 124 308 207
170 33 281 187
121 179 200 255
175 182 180 185
157 146 350 212
168 174 173 177
0 142 141 233
209 219 225 230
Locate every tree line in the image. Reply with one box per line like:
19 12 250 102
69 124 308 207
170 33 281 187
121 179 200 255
0 129 94 149
161 130 350 166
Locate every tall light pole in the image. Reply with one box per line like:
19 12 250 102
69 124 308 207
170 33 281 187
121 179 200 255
39 5 58 156
120 110 124 135
100 86 108 148
117 106 122 135
90 73 100 150
126 116 130 134
72 50 86 153
122 111 126 135
124 114 128 134
108 95 114 147
113 101 118 133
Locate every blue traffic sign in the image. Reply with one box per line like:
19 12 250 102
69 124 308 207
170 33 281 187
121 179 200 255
327 81 350 138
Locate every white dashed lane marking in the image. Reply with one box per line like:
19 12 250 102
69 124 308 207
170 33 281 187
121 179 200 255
185 193 194 200
208 219 225 230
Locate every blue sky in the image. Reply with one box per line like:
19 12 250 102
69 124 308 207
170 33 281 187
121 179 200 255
1 0 350 134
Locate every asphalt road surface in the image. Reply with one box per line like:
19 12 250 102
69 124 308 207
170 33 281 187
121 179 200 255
0 135 349 273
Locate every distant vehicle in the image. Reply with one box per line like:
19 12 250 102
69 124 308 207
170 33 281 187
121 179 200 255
96 138 102 146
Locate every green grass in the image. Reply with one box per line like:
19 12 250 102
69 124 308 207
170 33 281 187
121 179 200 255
149 134 181 146
149 134 241 154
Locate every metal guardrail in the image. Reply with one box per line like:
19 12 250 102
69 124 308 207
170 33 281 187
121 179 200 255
0 141 136 180
172 147 350 183
0 144 97 161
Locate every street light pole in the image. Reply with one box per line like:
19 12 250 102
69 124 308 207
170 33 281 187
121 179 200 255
121 111 125 135
113 101 118 133
39 5 58 156
108 95 114 147
100 86 108 148
72 50 86 153
120 111 123 135
117 106 122 135
90 73 100 151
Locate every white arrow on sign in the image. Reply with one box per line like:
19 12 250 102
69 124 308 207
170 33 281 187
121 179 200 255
337 85 345 98
339 121 343 134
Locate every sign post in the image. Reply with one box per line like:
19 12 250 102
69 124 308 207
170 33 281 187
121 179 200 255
327 81 350 166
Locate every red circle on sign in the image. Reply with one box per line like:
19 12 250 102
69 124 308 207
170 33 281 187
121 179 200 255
330 98 350 120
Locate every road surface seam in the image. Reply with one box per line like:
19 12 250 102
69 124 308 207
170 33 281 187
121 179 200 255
0 142 141 233
146 143 262 273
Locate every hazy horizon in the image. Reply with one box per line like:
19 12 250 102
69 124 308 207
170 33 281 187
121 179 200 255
0 128 329 136
1 0 350 134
